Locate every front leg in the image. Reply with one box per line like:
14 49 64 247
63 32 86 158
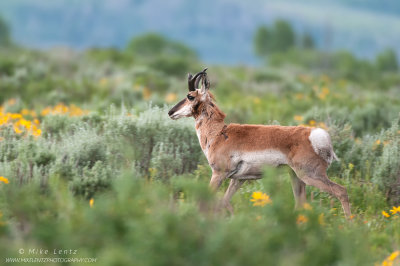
209 171 226 191
222 179 246 214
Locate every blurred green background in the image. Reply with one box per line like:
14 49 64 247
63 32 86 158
0 1 399 265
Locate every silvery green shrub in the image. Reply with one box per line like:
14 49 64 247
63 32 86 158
70 161 113 198
372 119 400 204
106 105 202 179
0 105 200 196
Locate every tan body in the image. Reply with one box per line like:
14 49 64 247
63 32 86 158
198 123 314 178
168 69 351 218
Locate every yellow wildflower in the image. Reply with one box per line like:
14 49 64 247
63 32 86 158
318 87 330 100
253 97 261 105
10 113 22 120
6 98 16 106
19 119 32 129
41 107 51 116
165 93 177 103
142 87 152 100
0 176 9 184
382 211 390 218
309 120 316 126
348 163 354 171
375 139 381 145
303 203 312 210
32 129 42 137
297 214 308 224
388 251 400 261
30 110 37 117
390 206 400 215
69 104 88 116
317 122 328 130
250 191 272 207
382 250 400 266
53 103 68 114
21 109 30 116
40 103 88 117
99 77 108 87
13 125 23 134
294 115 304 122
318 213 325 225
178 191 185 200
148 168 157 178
0 116 9 125
295 93 304 100
89 198 94 208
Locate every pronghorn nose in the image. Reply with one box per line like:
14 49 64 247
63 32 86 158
168 110 174 116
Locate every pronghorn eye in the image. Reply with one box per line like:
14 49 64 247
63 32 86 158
187 95 195 101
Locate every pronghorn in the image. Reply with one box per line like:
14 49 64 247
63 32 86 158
168 69 351 218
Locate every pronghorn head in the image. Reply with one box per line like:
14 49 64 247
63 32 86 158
168 68 211 120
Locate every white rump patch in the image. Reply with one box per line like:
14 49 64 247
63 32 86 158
309 128 337 164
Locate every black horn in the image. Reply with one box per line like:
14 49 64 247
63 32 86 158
188 68 208 91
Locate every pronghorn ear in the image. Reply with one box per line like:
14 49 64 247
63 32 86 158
200 73 210 94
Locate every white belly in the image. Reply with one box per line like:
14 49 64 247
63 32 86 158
230 150 288 179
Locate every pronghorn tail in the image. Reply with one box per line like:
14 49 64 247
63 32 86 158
309 128 339 164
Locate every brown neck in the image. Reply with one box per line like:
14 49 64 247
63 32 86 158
194 100 226 154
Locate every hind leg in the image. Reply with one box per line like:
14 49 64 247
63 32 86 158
294 170 351 218
288 168 307 209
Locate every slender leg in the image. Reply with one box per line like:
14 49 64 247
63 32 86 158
288 168 307 209
209 171 225 191
295 172 351 218
221 179 246 214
